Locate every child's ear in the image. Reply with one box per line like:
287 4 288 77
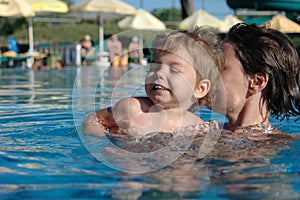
248 73 268 94
194 79 210 99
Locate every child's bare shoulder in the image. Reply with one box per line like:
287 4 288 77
114 97 153 113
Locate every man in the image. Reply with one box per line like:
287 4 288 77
214 23 300 133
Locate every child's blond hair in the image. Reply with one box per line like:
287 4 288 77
151 27 224 109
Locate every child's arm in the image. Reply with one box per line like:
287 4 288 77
110 97 139 134
82 97 137 136
82 106 119 136
83 97 150 136
112 97 154 136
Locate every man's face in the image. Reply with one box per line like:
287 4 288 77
214 42 249 116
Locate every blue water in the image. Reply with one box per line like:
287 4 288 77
1 67 300 199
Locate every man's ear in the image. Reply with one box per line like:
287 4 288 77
248 73 268 94
194 79 210 99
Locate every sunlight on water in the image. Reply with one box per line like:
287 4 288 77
0 67 300 199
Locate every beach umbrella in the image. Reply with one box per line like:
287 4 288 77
25 0 69 53
178 10 222 30
0 0 35 17
70 0 136 55
118 9 166 30
26 0 69 13
263 14 300 33
118 8 166 50
219 14 242 33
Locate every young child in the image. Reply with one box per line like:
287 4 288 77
83 27 223 137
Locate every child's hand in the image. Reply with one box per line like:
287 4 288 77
82 113 106 136
83 112 128 137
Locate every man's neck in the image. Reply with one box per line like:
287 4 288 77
226 98 270 131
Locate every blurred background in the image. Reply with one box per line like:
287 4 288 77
1 0 300 68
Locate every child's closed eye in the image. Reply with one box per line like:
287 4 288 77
170 64 183 73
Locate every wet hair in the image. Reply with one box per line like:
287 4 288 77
151 27 224 108
225 22 300 120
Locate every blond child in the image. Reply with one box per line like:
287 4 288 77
83 27 223 137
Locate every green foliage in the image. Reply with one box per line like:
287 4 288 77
62 0 74 7
0 6 183 45
151 8 181 29
8 19 124 45
0 17 27 36
288 34 300 52
151 7 182 22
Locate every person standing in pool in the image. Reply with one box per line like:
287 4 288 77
80 34 95 57
106 34 123 67
213 23 300 134
128 36 143 64
83 27 224 137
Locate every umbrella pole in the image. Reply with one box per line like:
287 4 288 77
139 31 143 63
28 17 34 53
139 31 143 50
99 15 104 61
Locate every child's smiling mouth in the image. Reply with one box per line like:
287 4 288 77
152 84 170 92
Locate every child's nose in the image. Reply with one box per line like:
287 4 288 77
155 65 167 79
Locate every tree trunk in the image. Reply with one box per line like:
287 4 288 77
180 0 194 19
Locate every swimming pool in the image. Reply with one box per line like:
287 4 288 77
1 66 300 199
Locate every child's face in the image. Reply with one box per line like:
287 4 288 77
145 48 198 110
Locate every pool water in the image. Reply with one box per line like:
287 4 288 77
1 67 300 199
